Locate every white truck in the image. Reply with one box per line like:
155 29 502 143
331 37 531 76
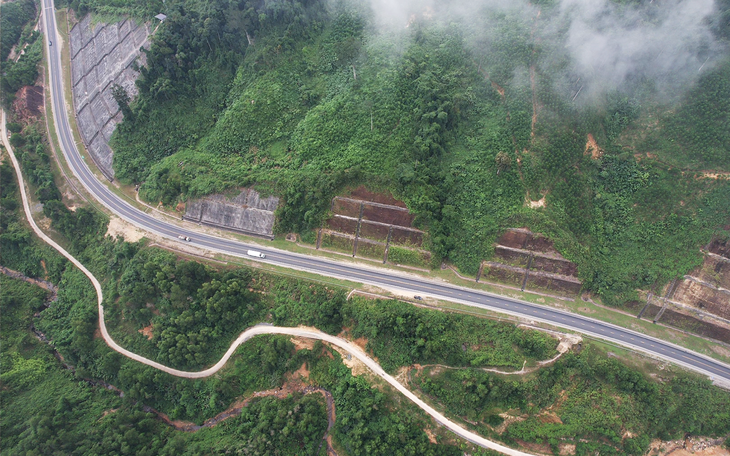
247 250 266 259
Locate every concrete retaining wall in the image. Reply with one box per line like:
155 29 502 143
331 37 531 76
672 278 730 320
183 189 279 239
69 15 150 179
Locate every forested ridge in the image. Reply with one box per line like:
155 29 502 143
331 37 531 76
2 141 730 454
0 0 44 102
2 119 730 454
73 0 730 305
3 0 730 454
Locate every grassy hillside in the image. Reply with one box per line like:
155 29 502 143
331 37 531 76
99 0 730 305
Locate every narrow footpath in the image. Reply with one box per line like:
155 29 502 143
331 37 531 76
2 109 535 456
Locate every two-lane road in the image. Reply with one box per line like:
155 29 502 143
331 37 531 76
39 0 730 387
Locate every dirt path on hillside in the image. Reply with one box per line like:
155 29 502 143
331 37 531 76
153 384 338 455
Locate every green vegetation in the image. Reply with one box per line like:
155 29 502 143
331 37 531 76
101 244 555 375
0 159 68 282
1 274 330 455
94 0 730 305
1 0 42 106
387 246 430 268
0 0 36 63
641 60 730 170
4 1 730 453
415 348 730 455
2 118 108 257
55 0 162 20
307 344 461 456
1 31 43 100
1 114 554 454
4 128 730 454
344 299 556 373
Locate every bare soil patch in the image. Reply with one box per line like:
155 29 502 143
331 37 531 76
698 172 730 180
672 278 730 320
291 337 315 351
40 259 48 280
516 438 553 455
13 86 44 122
106 216 144 242
559 443 577 455
710 344 730 358
424 427 438 444
98 408 119 420
585 133 603 159
670 446 730 456
497 228 559 255
528 197 546 208
492 81 505 98
348 186 407 208
138 324 153 340
394 366 410 386
337 348 369 377
494 413 526 434
538 412 563 424
648 437 729 456
291 362 310 381
353 337 369 351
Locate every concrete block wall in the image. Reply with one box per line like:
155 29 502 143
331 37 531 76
69 15 150 179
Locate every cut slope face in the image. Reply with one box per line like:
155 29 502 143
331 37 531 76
316 186 431 267
482 228 582 297
670 238 730 321
183 188 279 239
12 86 44 122
69 15 150 179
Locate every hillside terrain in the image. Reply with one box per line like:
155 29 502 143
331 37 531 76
87 0 730 306
3 142 730 454
3 0 730 455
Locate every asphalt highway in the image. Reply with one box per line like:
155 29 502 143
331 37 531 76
40 0 730 387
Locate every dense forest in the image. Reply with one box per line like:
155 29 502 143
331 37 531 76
2 124 465 454
2 116 730 454
74 0 730 305
0 0 43 103
3 0 730 454
415 353 730 456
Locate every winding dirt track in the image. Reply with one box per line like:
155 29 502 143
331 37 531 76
2 109 534 455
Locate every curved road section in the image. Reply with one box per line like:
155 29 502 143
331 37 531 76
4 110 530 456
38 0 730 389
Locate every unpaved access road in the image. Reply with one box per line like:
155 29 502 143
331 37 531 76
37 0 730 390
3 110 535 455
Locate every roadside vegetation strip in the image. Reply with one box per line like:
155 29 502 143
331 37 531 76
2 109 534 456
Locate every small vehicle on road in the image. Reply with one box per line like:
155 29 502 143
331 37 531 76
247 250 266 259
49 41 52 46
414 296 423 300
178 235 191 241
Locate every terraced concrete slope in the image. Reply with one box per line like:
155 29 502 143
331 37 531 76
69 15 150 179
